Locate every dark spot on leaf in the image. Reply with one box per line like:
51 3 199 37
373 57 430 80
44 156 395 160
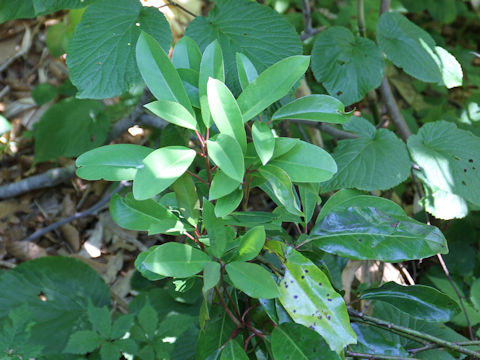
313 348 316 352
337 91 343 96
309 325 315 330
243 33 247 36
464 168 467 172
294 295 298 299
301 276 305 279
462 180 467 186
90 135 95 142
305 269 309 273
358 238 362 242
326 293 330 297
318 282 322 286
328 298 332 302
337 60 345 65
290 280 294 284
469 159 474 163
327 315 331 320
473 167 476 170
293 309 296 313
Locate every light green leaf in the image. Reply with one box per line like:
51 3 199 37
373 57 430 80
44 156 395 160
271 323 341 360
220 340 249 360
270 139 337 183
422 183 468 220
203 200 227 258
206 134 244 183
67 0 171 99
226 261 279 299
133 146 196 200
203 262 221 293
143 242 211 278
311 26 384 106
207 78 247 153
272 95 351 124
172 35 202 71
172 173 201 226
0 115 11 136
135 247 165 281
76 144 153 181
234 226 266 262
64 330 103 354
238 55 310 122
258 164 302 216
34 98 109 162
236 53 258 90
178 68 200 108
199 40 224 128
110 193 180 235
145 100 198 131
252 122 275 165
278 249 356 352
185 0 302 95
321 119 411 192
377 12 462 88
361 282 460 322
87 303 111 338
310 195 448 262
407 121 480 218
215 188 243 217
298 183 320 223
209 170 241 200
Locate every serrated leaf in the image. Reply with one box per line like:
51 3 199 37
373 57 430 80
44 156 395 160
145 100 198 131
236 53 258 90
215 188 243 217
272 95 351 124
361 282 460 322
111 314 134 340
185 0 302 95
100 341 120 360
64 330 104 354
67 0 171 98
238 55 310 122
138 300 158 339
206 134 244 183
203 262 221 293
226 261 279 299
209 170 241 200
136 31 192 112
270 139 337 183
377 12 462 88
272 323 341 360
133 146 196 200
207 78 247 153
220 340 248 360
87 303 111 338
252 122 275 165
234 226 266 262
278 249 356 352
310 195 448 262
311 26 384 106
172 35 202 71
34 98 109 162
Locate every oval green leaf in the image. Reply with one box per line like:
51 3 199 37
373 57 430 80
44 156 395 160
252 121 275 165
209 170 241 200
145 100 198 131
234 226 266 262
171 35 202 71
214 188 243 217
226 261 280 299
206 134 244 183
236 53 258 90
203 261 221 293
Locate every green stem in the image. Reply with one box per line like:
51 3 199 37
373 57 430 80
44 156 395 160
356 0 366 37
346 351 419 360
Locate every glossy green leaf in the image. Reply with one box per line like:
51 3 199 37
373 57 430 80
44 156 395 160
145 100 198 131
203 262 221 293
133 146 196 200
237 55 310 122
278 249 356 352
377 12 462 88
136 31 192 113
311 26 384 106
207 78 247 153
34 98 109 162
110 193 180 235
76 144 153 181
185 0 302 95
178 68 200 108
310 195 448 262
270 139 337 183
206 134 244 183
226 261 279 299
215 188 243 217
203 200 227 258
220 340 248 360
271 323 340 360
64 330 103 354
143 242 211 278
172 35 202 71
135 247 166 281
209 170 241 200
361 282 460 322
199 40 225 128
67 0 171 99
350 323 409 358
408 121 480 219
272 137 300 158
272 95 351 124
321 118 411 192
258 164 303 216
172 173 201 226
236 53 258 90
298 183 320 223
252 122 275 165
234 226 266 262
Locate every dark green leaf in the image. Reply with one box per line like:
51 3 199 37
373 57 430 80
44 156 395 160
206 134 244 183
226 261 280 299
203 200 227 258
145 100 198 131
111 314 134 340
64 330 103 354
234 226 266 262
197 308 236 360
215 188 243 217
173 173 201 226
0 0 95 22
172 35 202 71
236 53 258 90
138 299 158 339
32 83 57 105
252 122 275 165
100 341 120 360
203 262 221 293
350 323 409 357
67 0 171 98
220 340 248 360
178 68 201 108
87 303 111 338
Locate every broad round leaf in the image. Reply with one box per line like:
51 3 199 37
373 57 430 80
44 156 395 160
0 257 110 355
143 242 211 278
311 26 384 106
377 12 462 88
310 195 448 262
145 100 198 131
361 282 460 322
278 249 356 352
67 0 171 98
206 134 245 183
272 323 340 360
185 0 302 95
76 144 153 181
272 95 351 124
226 261 280 299
133 146 196 200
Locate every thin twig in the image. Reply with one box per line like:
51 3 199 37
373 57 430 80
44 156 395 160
409 341 480 354
356 0 366 37
346 351 419 360
215 286 242 328
379 77 411 141
162 1 197 17
300 0 326 40
380 0 391 14
289 120 359 139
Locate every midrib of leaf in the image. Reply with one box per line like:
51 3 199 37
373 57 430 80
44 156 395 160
275 326 309 360
148 151 193 179
231 265 272 290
